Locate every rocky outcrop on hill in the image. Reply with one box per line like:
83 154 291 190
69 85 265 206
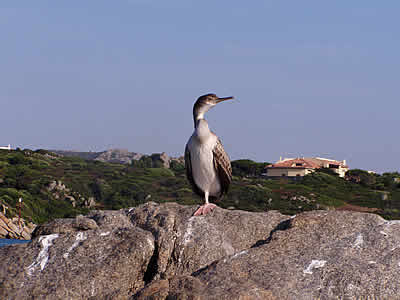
1 202 400 299
46 180 97 209
50 148 144 164
147 152 184 169
49 150 100 160
0 212 36 240
51 148 185 168
149 152 171 168
94 149 143 164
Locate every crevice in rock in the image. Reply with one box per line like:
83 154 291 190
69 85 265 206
143 243 159 284
166 220 179 272
191 260 218 277
251 218 292 248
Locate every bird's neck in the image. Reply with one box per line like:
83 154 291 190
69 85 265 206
193 103 212 128
194 114 205 128
194 119 212 142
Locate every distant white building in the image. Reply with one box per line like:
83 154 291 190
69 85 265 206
0 144 12 150
264 157 349 178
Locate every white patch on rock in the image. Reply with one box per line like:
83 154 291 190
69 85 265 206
63 232 87 259
380 231 388 237
222 240 235 256
183 217 195 245
347 283 355 290
27 234 59 276
385 220 400 226
91 280 96 296
146 236 154 249
178 217 197 264
232 250 247 259
353 234 364 248
303 260 327 275
100 231 110 236
179 216 212 264
368 261 376 264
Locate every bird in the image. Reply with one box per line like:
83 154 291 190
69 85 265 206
185 93 233 216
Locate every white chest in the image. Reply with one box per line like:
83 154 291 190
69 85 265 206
187 133 221 196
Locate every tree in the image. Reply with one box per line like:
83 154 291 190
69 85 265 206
231 159 269 177
346 169 376 187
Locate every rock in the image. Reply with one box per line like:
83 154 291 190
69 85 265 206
0 212 36 240
46 180 82 207
31 215 98 238
85 196 97 208
46 180 70 193
20 230 31 240
151 153 184 169
50 149 183 167
0 227 154 299
95 149 143 164
151 152 171 168
0 226 8 237
1 203 400 299
128 202 286 280
0 213 10 226
88 209 133 230
137 210 400 299
65 195 76 207
171 155 185 165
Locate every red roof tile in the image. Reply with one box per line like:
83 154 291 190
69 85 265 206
265 157 348 169
266 158 320 169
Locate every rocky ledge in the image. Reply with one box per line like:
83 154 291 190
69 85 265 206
1 202 400 299
0 212 36 240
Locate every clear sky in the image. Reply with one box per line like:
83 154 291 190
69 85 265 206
1 1 399 173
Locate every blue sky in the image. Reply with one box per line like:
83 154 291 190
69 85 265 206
1 1 399 173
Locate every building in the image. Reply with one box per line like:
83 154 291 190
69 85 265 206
264 157 349 178
0 144 11 150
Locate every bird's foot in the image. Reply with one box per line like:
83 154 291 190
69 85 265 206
193 203 217 216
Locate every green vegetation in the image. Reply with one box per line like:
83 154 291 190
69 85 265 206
231 159 269 177
0 149 399 224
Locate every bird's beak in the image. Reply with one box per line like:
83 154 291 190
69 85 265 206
216 96 234 103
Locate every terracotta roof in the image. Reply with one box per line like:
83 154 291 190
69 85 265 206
305 158 348 168
266 157 348 169
266 158 320 169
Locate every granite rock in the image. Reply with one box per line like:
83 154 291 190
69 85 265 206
0 212 36 240
2 203 400 299
136 210 400 299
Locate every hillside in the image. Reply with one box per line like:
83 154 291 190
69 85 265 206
51 149 144 164
0 149 399 229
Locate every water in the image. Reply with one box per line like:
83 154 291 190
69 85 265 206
0 238 30 247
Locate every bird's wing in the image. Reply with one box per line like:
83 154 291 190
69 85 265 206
213 138 232 195
185 143 204 197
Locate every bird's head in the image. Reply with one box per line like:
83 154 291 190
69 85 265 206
193 93 234 126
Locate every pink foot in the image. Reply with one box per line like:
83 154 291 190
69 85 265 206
193 203 217 216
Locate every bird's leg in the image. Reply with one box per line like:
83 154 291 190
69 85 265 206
193 191 217 216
